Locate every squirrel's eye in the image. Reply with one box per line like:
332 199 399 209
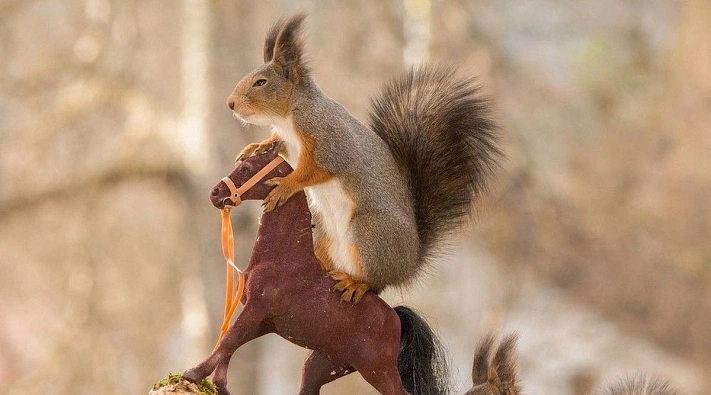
253 79 267 87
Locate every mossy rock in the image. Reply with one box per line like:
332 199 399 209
150 373 217 395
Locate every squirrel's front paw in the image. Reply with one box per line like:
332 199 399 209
262 178 297 212
330 271 371 304
235 141 277 163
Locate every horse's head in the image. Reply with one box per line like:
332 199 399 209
210 144 292 209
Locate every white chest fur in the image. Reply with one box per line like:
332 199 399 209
306 180 359 276
270 116 301 168
269 116 359 276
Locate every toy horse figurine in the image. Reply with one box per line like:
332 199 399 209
183 146 448 395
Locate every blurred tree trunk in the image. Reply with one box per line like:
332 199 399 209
658 0 711 365
0 0 206 393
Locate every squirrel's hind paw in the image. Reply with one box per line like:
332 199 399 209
330 271 371 304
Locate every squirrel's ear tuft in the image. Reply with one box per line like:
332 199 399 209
491 333 519 384
271 12 309 83
264 17 286 63
472 334 494 385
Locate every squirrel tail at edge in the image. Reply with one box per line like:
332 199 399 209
369 65 502 264
599 375 680 395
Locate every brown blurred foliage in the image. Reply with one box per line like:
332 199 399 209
471 0 711 367
0 0 709 394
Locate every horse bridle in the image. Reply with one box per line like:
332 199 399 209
220 155 285 206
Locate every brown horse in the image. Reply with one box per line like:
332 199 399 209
183 146 447 395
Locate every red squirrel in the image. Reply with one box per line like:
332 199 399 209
465 334 680 395
466 334 521 395
227 13 501 302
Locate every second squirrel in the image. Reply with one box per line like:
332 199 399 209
227 13 502 302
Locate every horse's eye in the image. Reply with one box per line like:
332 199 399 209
253 79 267 87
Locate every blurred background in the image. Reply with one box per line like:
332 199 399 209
1 0 709 394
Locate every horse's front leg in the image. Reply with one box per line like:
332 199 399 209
183 304 268 388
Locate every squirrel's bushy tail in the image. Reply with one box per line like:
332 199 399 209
369 65 501 262
599 375 679 395
394 306 449 395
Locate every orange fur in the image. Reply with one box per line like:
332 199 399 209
329 245 371 303
314 233 335 272
263 132 332 212
225 67 292 121
236 132 284 162
348 244 364 278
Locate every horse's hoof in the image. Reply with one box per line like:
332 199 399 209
213 378 229 395
182 369 202 383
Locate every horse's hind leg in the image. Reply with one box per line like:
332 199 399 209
212 357 231 395
356 344 409 395
359 367 410 395
183 305 267 385
298 350 354 395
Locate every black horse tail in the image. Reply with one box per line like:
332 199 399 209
395 306 449 395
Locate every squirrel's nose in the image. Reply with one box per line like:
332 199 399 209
227 98 235 110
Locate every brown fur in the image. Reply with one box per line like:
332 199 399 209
465 334 521 395
263 17 285 63
271 12 309 84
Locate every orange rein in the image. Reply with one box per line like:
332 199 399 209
214 206 246 349
213 155 285 350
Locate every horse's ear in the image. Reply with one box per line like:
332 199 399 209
264 17 286 63
271 13 309 83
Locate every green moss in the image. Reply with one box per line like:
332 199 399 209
153 372 217 395
153 372 182 388
197 377 218 395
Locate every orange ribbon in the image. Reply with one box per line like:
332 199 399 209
211 155 284 350
213 206 245 350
